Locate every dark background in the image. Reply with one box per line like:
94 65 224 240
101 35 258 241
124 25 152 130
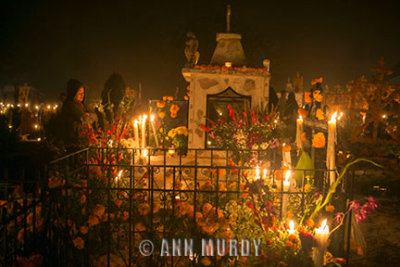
1 0 400 101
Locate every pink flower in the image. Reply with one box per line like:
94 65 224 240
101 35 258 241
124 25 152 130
335 212 344 223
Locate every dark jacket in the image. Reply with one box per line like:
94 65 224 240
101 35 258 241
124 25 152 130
60 79 86 148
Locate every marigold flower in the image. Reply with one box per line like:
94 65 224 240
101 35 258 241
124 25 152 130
325 205 335 212
301 132 307 143
311 77 323 85
92 204 105 217
88 215 100 227
316 108 325 120
156 101 166 108
282 144 291 152
313 90 323 102
135 222 146 232
170 112 177 118
305 218 315 228
48 176 64 188
312 132 326 148
137 203 150 215
73 237 85 250
158 112 166 119
202 203 213 215
170 104 180 114
114 199 123 208
304 91 312 103
201 257 211 266
80 225 88 235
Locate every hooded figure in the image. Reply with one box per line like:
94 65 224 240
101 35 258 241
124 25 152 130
60 79 87 150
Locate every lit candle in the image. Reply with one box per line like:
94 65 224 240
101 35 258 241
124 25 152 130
150 114 159 148
134 120 140 150
263 168 267 179
255 165 261 180
282 170 291 218
313 219 330 267
327 112 337 185
282 143 292 167
287 220 296 234
296 116 304 151
141 115 147 149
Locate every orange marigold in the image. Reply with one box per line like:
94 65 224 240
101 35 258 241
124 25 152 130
325 205 335 212
73 237 85 250
170 104 180 114
304 91 312 103
158 112 166 119
170 112 177 118
312 132 326 148
313 90 323 102
316 109 325 120
156 101 166 108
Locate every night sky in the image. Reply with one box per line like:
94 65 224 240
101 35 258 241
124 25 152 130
1 0 400 101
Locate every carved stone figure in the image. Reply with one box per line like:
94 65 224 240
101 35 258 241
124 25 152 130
185 32 200 66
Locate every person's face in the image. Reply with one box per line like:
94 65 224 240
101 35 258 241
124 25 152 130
75 87 84 103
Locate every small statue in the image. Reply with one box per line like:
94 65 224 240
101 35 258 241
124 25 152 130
184 32 200 67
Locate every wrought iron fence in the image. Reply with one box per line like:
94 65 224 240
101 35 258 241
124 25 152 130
1 147 350 266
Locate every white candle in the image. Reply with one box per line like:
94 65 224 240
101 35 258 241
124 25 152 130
282 143 292 167
150 114 159 148
313 219 330 267
282 170 291 218
327 112 337 185
263 168 267 179
134 120 140 149
255 165 261 180
296 116 304 151
141 115 147 149
287 220 296 234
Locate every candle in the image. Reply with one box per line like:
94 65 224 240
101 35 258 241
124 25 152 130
150 114 159 148
282 170 291 218
287 220 296 234
134 120 140 149
141 115 147 149
296 116 304 151
282 143 292 167
313 219 330 267
255 165 261 180
327 112 337 185
263 168 267 179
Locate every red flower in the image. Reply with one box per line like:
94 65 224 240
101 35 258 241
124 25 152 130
200 125 211 132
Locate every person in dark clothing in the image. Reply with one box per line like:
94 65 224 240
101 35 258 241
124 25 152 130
60 79 87 150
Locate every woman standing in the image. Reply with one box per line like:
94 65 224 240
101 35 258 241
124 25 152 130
60 79 88 151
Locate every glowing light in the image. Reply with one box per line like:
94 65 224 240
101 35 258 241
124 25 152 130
150 114 155 121
142 149 148 157
47 105 51 109
116 170 123 181
274 119 278 124
255 165 260 179
219 112 223 116
34 124 39 130
8 125 12 129
37 137 41 141
168 149 175 155
17 104 21 108
382 114 387 119
315 219 329 234
288 220 296 234
298 115 303 121
263 168 267 179
225 61 232 68
25 103 29 108
35 105 39 110
284 170 291 184
329 112 338 123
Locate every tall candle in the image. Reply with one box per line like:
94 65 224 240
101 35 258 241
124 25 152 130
134 120 140 149
150 114 159 148
255 165 261 180
282 170 291 218
142 115 147 148
296 116 304 151
282 143 292 167
313 219 330 267
327 112 337 185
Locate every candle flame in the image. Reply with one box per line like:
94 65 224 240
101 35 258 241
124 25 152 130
263 168 267 178
316 219 329 234
150 114 155 121
134 120 138 127
329 112 338 123
142 149 148 157
289 220 294 230
285 170 291 183
299 115 303 120
116 170 123 181
255 165 260 179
